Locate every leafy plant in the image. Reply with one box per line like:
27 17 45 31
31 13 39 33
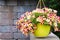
44 0 60 38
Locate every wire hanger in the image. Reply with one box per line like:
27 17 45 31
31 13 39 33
36 0 45 9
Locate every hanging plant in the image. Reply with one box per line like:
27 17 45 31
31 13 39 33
16 0 60 37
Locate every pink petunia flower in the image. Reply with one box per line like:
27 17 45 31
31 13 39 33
57 16 60 23
36 16 44 24
47 13 56 21
32 8 44 13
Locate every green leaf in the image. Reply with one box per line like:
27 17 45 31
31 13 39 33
58 23 60 28
32 18 37 24
33 12 43 18
31 18 38 24
30 17 34 21
44 21 49 25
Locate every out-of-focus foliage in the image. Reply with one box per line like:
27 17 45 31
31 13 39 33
44 0 60 16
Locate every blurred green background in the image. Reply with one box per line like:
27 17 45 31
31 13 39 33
44 0 60 16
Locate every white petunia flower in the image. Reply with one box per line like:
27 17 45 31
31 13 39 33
27 15 31 19
49 9 52 12
32 15 35 18
36 18 39 21
54 22 58 26
46 19 50 22
54 10 57 13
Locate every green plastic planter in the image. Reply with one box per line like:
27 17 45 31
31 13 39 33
34 23 51 37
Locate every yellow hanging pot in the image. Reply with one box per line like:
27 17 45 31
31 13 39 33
34 23 51 37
